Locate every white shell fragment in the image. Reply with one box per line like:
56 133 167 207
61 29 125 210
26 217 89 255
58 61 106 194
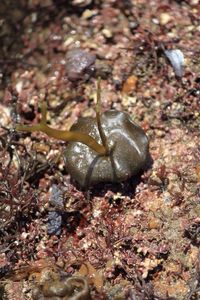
164 49 184 77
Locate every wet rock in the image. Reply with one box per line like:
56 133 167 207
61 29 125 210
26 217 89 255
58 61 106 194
66 49 96 81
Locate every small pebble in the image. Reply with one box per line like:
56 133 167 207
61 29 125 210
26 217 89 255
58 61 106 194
66 49 96 81
164 49 184 77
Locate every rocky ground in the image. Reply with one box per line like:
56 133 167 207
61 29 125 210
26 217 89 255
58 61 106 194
0 1 199 299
